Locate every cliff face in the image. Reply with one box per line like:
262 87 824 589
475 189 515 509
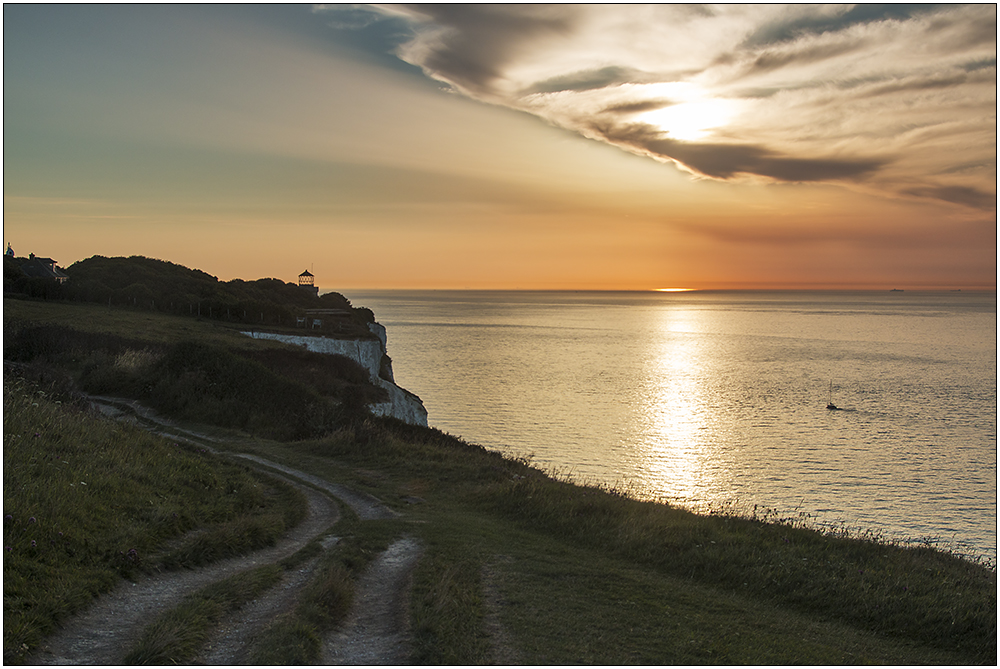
241 326 428 427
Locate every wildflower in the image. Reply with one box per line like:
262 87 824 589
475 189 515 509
4 515 11 523
4 546 10 552
30 540 36 547
28 517 36 524
34 432 40 437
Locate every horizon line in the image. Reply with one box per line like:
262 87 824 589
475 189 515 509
328 286 998 293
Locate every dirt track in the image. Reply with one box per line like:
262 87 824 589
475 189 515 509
26 397 422 665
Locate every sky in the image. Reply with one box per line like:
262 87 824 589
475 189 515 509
3 4 996 290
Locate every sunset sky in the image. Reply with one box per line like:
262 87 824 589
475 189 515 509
4 4 996 290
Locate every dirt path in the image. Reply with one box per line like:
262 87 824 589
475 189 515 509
481 557 524 665
322 536 424 665
196 554 323 664
27 481 339 665
27 396 421 665
232 453 398 521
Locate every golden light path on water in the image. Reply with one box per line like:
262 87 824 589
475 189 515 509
630 306 715 506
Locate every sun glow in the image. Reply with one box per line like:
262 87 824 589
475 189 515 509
634 83 741 142
655 287 695 292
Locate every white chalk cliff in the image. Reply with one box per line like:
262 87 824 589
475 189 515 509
242 323 428 427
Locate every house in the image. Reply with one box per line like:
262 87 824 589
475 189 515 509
20 253 69 283
301 308 353 331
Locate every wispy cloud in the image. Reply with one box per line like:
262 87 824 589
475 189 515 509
335 4 996 210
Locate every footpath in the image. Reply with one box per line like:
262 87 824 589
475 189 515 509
27 397 423 665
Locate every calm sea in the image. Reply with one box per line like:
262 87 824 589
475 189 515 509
344 290 997 559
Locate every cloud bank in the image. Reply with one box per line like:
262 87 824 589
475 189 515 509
330 4 996 210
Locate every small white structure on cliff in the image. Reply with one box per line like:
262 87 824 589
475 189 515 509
298 269 318 296
242 323 428 427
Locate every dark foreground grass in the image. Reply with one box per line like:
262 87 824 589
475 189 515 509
276 421 996 664
2 376 307 664
476 473 996 659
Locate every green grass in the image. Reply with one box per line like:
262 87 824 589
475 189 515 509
3 298 257 348
2 376 307 664
481 531 971 664
473 473 996 654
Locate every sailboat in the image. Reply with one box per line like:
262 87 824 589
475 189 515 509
826 381 840 410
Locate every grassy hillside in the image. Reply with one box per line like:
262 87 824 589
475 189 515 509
3 297 995 664
3 374 307 663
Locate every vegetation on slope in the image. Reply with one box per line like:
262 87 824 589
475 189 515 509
2 375 306 664
293 421 996 664
4 319 383 440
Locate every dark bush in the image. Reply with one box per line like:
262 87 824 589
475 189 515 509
145 341 338 440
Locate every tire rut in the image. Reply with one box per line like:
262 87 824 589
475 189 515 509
322 536 424 665
196 555 322 665
27 396 412 666
27 481 339 665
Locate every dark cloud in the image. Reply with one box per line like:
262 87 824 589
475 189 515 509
395 5 575 96
741 4 939 48
598 124 886 182
747 37 870 75
601 99 678 115
902 185 996 210
855 68 994 98
524 66 650 95
961 57 997 72
664 142 886 183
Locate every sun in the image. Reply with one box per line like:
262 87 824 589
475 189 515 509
655 287 695 292
633 83 741 142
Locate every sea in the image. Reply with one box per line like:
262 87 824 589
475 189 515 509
343 290 997 560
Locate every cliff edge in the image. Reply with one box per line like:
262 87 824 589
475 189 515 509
242 324 428 427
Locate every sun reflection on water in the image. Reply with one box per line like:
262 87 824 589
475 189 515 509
631 307 721 507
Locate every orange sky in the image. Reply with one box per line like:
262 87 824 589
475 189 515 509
4 5 996 290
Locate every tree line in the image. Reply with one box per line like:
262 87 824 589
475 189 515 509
3 254 375 333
